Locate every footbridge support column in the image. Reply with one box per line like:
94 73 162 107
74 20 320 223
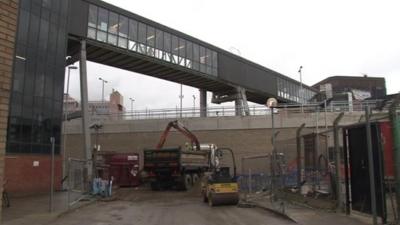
199 89 207 117
79 40 93 182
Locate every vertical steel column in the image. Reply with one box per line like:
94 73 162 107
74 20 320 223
389 95 400 218
235 98 242 116
296 123 306 187
365 106 377 225
79 40 93 180
333 112 344 211
199 89 207 117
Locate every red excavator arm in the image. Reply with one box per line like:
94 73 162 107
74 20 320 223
156 120 200 150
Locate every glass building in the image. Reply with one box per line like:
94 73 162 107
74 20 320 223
6 0 69 154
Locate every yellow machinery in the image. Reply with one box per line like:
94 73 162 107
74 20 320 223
201 148 239 206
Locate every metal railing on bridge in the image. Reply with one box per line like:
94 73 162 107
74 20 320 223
86 100 382 121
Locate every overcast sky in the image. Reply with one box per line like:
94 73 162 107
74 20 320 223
66 0 400 111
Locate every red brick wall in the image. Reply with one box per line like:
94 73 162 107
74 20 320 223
4 155 63 196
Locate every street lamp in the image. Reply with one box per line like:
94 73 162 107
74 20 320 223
192 95 196 116
179 84 184 118
298 66 303 103
98 77 109 104
129 98 135 119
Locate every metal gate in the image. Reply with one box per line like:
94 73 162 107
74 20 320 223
344 123 387 222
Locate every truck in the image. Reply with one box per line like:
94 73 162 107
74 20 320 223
143 120 214 190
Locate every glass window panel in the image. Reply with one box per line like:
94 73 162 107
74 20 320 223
38 18 49 51
186 41 193 60
108 11 118 34
138 22 146 44
171 35 178 56
212 68 217 76
193 62 199 71
108 33 117 45
34 66 45 97
163 32 171 53
97 7 108 31
128 40 137 52
212 51 217 69
128 19 138 41
28 14 40 45
200 63 206 73
97 30 107 42
13 59 25 93
88 4 97 28
147 26 155 47
44 71 54 98
88 27 96 39
193 43 199 62
51 0 60 13
118 37 128 49
199 46 206 64
155 29 163 49
178 38 185 57
205 49 211 66
206 66 212 75
118 15 128 38
17 9 29 44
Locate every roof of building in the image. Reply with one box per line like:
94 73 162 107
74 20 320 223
312 75 386 88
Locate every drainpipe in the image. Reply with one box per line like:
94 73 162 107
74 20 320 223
296 123 306 187
333 112 344 212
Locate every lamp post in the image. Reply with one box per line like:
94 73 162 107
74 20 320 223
129 98 135 119
98 77 108 104
192 95 196 116
179 84 184 118
298 66 303 103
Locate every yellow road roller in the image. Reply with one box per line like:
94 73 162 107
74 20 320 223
202 148 239 206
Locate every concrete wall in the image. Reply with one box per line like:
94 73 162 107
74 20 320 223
0 0 18 218
64 112 362 173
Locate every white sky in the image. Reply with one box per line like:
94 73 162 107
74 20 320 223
65 0 400 111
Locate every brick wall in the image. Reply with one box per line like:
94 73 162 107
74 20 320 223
0 0 18 218
5 155 63 196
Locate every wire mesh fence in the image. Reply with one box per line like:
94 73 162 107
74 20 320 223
239 155 271 194
67 158 89 208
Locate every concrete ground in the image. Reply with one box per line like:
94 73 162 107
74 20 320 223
247 193 372 225
47 188 295 225
2 191 87 225
2 187 375 225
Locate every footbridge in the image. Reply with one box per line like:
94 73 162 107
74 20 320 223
66 0 317 112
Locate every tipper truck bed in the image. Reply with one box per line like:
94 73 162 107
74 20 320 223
144 147 209 190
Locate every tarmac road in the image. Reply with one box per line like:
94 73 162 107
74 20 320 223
49 188 294 225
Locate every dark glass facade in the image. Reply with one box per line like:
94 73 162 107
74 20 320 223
6 0 69 154
87 4 218 77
